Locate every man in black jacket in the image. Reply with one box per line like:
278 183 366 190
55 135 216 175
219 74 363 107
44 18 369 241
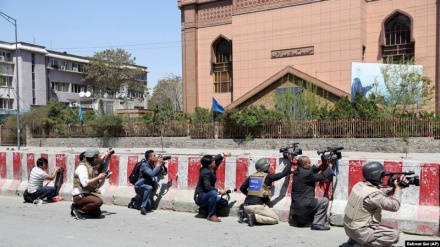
240 158 292 226
194 152 231 222
290 155 334 230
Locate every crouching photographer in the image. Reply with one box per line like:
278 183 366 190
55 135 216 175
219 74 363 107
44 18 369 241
290 147 342 231
343 162 412 247
131 150 168 215
239 158 292 227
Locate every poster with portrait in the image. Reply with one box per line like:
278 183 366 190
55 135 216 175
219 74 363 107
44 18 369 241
351 62 424 103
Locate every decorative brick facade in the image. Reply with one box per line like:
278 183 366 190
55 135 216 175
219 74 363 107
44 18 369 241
178 0 439 114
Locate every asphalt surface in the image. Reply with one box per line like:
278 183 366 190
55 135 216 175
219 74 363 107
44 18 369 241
0 196 438 247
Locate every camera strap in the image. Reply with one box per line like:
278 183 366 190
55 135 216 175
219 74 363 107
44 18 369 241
330 160 339 177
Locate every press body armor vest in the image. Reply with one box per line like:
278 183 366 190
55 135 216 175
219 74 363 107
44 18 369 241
247 172 271 198
344 182 384 229
73 161 98 193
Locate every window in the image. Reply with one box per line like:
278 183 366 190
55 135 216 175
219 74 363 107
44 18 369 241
72 63 79 72
0 51 12 61
129 90 144 98
0 98 13 109
72 84 87 93
50 59 60 69
382 13 414 63
51 81 70 92
78 64 86 73
1 76 13 87
213 38 232 93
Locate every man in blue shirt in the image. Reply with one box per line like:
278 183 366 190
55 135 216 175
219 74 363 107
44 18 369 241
132 150 165 215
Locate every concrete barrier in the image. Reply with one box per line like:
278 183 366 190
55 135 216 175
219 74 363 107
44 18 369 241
0 151 438 236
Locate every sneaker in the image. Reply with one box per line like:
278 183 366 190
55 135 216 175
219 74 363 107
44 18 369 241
140 207 147 215
128 197 135 209
33 199 43 205
247 212 256 227
71 204 85 220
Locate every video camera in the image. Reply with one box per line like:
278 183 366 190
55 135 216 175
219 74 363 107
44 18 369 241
385 171 420 188
279 143 303 159
317 146 344 163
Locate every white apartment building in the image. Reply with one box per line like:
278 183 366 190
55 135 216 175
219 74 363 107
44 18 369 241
0 40 148 117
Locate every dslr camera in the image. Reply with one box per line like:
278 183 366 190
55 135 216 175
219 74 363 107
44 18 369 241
158 155 171 175
159 155 171 161
279 143 303 159
386 171 420 188
317 146 343 163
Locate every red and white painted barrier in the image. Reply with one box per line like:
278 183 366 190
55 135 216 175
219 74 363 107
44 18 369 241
0 151 438 236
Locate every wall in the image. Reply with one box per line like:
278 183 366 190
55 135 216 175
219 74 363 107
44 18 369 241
0 150 438 235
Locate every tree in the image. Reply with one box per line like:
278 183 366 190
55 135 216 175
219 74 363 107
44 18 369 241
375 57 434 117
274 81 322 121
84 48 146 98
148 74 182 112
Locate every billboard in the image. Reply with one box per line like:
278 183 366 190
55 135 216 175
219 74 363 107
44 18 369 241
351 62 424 103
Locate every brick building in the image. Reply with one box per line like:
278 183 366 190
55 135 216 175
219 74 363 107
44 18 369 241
178 0 439 114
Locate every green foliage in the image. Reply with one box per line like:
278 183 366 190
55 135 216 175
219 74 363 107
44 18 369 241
374 57 434 117
275 82 322 121
154 98 177 126
148 74 182 112
89 114 123 137
84 48 146 97
223 105 283 127
141 112 154 123
21 106 49 129
191 107 212 124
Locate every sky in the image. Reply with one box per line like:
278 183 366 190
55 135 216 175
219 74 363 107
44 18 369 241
0 0 182 91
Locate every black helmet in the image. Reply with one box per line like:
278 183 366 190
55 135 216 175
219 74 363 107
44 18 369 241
362 162 385 181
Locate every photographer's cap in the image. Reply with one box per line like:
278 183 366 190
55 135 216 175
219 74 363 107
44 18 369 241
85 148 99 158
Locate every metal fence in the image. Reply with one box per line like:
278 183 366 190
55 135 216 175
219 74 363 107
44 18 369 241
0 126 25 146
28 118 440 139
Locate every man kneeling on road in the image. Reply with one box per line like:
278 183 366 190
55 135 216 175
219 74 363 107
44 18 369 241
71 148 111 219
239 157 291 226
290 156 334 230
130 150 166 215
343 162 408 247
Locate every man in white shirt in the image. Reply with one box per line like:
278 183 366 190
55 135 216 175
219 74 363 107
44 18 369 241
71 148 111 220
27 157 60 205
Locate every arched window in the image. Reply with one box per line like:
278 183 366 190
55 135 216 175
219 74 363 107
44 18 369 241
213 38 232 93
382 13 414 63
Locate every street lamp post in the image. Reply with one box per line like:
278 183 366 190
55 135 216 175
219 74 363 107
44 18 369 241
0 11 20 150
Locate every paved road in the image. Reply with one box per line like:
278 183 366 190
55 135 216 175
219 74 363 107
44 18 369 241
0 196 438 247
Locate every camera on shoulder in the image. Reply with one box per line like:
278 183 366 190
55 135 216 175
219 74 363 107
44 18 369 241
317 146 344 163
279 142 303 159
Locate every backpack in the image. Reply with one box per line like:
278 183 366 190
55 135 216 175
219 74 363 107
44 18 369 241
23 189 35 203
129 159 146 185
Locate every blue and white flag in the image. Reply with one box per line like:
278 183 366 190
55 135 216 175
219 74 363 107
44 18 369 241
212 97 225 113
78 103 83 122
